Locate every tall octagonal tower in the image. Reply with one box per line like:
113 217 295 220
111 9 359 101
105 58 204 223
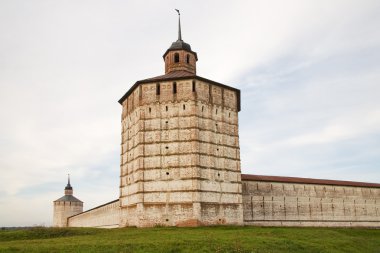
118 13 242 227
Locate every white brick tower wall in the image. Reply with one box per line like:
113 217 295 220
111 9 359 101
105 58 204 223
119 78 242 227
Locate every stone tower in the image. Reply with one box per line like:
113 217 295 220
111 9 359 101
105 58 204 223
53 175 83 227
118 11 243 227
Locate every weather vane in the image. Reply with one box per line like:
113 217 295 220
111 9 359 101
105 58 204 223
175 9 182 41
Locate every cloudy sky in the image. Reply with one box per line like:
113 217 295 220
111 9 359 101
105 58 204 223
1 0 379 227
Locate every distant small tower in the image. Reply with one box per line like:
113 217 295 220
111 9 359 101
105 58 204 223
53 175 83 227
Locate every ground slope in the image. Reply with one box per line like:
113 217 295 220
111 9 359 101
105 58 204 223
0 226 379 253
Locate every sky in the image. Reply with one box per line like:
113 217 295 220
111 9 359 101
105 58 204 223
0 0 379 227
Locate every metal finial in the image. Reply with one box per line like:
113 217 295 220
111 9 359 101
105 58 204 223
67 173 70 185
175 9 182 41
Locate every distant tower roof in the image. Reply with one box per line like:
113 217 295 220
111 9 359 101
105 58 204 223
54 194 83 202
54 174 82 203
163 10 197 60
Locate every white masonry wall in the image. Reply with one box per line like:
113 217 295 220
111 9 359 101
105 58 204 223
68 200 120 228
242 180 380 227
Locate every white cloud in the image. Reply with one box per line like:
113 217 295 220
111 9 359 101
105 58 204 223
283 109 380 147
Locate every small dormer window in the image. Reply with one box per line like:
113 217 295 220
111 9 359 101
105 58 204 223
186 54 190 63
174 53 179 63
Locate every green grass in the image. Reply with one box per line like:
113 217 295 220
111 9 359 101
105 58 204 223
0 226 379 253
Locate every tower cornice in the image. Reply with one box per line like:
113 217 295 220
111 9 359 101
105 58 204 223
117 72 241 112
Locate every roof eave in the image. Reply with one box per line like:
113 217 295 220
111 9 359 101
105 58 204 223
53 195 83 203
241 174 380 188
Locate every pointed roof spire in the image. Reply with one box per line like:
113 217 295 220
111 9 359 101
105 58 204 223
163 10 197 61
65 173 72 190
175 9 182 41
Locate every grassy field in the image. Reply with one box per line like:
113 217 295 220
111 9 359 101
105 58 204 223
0 226 379 253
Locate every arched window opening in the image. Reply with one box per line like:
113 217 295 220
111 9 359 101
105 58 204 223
166 106 168 111
173 82 177 94
186 54 190 63
192 81 196 92
174 53 179 63
183 104 186 110
156 83 160 95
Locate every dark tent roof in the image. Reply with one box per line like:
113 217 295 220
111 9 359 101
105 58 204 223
163 40 198 60
54 195 83 202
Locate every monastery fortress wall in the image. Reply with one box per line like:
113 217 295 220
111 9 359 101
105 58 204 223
53 15 380 228
62 176 380 228
68 200 120 228
242 175 380 227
